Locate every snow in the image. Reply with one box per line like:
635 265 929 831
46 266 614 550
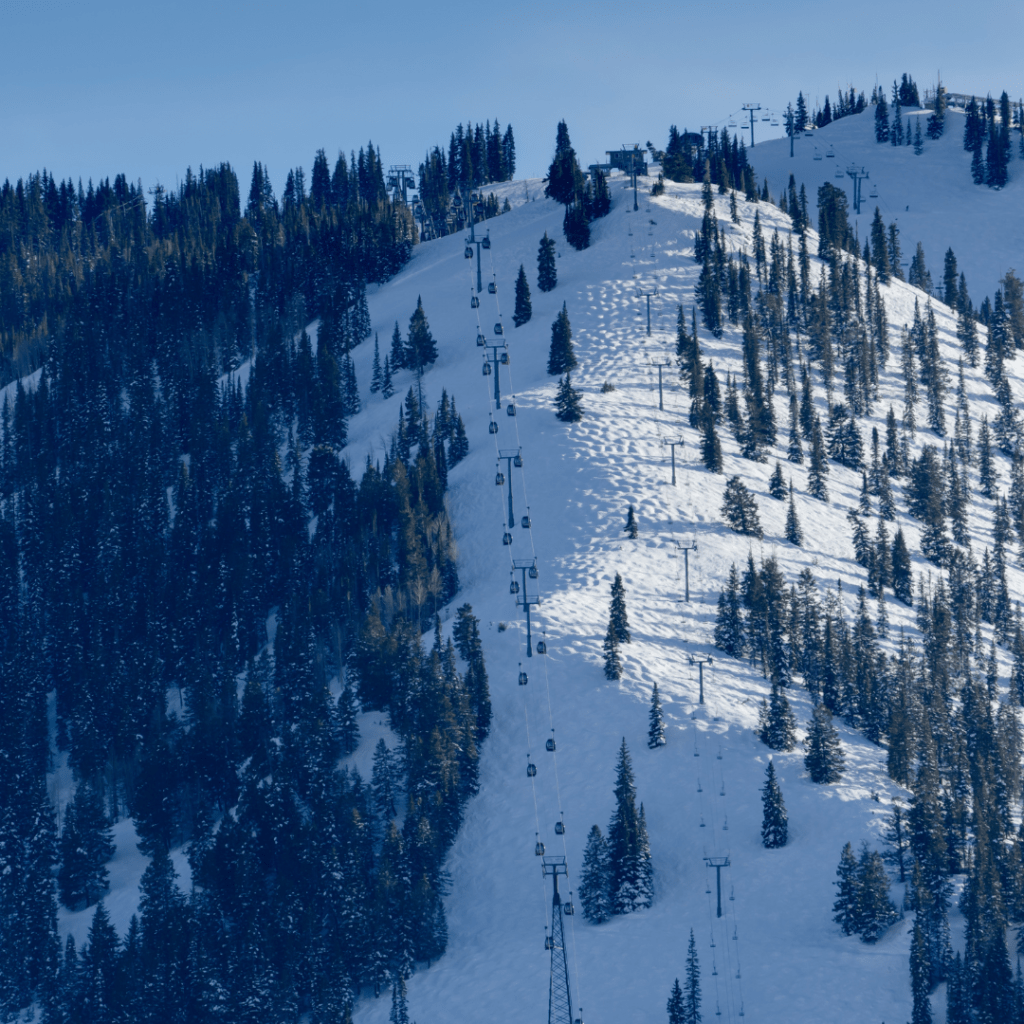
49 122 1024 1021
750 107 1024 302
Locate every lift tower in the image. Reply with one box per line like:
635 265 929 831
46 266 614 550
542 857 574 1024
513 558 541 656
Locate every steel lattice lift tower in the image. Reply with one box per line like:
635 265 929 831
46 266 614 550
542 857 578 1024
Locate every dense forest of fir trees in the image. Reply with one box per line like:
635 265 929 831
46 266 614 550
0 147 493 1022
684 131 1024 1020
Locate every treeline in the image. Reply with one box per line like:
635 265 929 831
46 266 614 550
788 85 868 133
544 121 611 251
0 153 488 1020
0 151 416 385
662 125 760 199
962 92 1024 188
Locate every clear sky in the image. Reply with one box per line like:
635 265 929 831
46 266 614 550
2 0 1022 200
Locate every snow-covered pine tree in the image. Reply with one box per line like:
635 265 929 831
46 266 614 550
785 482 803 546
856 845 897 942
372 739 398 819
804 703 845 782
624 504 639 539
648 683 666 748
808 415 830 501
337 681 360 755
787 395 803 463
768 461 786 500
698 402 723 472
555 374 584 422
683 929 702 1024
512 264 532 327
713 563 745 658
579 825 611 924
666 977 685 1024
721 476 763 538
606 739 653 914
609 573 630 644
370 334 383 393
909 923 933 1024
390 320 405 371
881 801 910 882
603 624 623 681
537 232 557 292
547 303 577 375
57 783 114 910
833 842 861 935
756 682 797 751
760 759 788 848
381 354 394 399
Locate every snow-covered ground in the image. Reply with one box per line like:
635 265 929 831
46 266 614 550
50 116 1024 1020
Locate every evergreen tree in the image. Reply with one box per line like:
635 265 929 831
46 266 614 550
714 564 745 658
624 504 639 539
881 801 910 882
721 476 763 538
407 296 438 371
891 528 913 604
804 703 844 783
768 461 786 500
757 683 797 751
555 373 584 422
512 264 532 327
648 683 666 748
910 923 933 1024
682 929 702 1024
698 402 723 473
537 232 557 292
381 354 394 399
390 320 405 371
603 624 623 681
667 977 685 1024
372 739 398 819
337 681 360 755
547 303 577 375
58 783 114 911
545 120 584 205
785 483 803 546
833 842 861 935
808 416 830 501
856 846 897 942
606 739 654 914
579 825 611 923
370 334 383 394
760 759 788 848
563 198 591 251
609 573 631 644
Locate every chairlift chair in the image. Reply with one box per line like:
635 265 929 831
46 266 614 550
554 820 565 835
761 116 770 122
483 362 492 376
536 640 547 654
488 282 497 294
535 841 545 856
545 737 556 752
521 515 531 528
471 296 480 309
488 420 498 433
506 403 516 417
826 146 835 157
500 351 509 364
494 323 504 335
476 332 485 345
544 935 553 950
869 185 878 198
502 532 513 545
513 454 523 468
527 562 537 577
518 670 528 685
527 762 537 777
562 900 574 915
482 235 491 249
835 167 844 179
495 471 505 485
813 149 822 161
510 580 520 595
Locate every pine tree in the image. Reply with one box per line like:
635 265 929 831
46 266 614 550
603 624 623 681
58 783 114 910
805 703 845 782
881 801 910 882
721 476 763 538
372 739 398 819
624 504 639 539
891 528 913 604
337 681 360 755
808 415 830 501
856 846 897 941
555 373 584 423
609 573 631 644
407 296 438 370
547 303 577 375
390 320 405 371
714 564 745 658
833 842 861 935
537 232 557 292
512 264 532 327
785 482 803 546
667 977 685 1024
606 739 653 914
682 929 702 1024
370 334 383 393
768 461 786 500
757 683 797 751
698 402 723 473
648 682 666 748
389 975 410 1024
579 825 611 923
909 922 933 1023
381 354 394 399
760 759 788 848
787 395 803 463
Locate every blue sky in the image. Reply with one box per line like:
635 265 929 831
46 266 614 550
2 0 1022 200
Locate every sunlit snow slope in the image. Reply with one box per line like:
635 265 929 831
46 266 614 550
333 166 1024 1024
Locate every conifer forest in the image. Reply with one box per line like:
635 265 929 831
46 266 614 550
6 58 1024 1024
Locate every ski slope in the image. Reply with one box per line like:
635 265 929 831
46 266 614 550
751 106 1024 303
330 167 1024 1023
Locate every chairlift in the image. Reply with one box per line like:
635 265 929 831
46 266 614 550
518 670 528 685
715 1005 722 1017
826 146 835 158
544 935 553 950
502 532 513 545
723 816 729 830
488 420 498 433
729 886 735 901
514 454 523 468
545 737 556 752
536 640 547 654
476 332 485 346
521 515 531 528
482 235 491 249
869 185 879 198
495 471 505 485
535 840 545 856
494 323 504 335
728 120 738 128
563 900 574 915
464 246 473 259
710 934 716 948
471 296 480 309
770 117 780 127
488 282 497 294
500 351 509 364
483 363 492 376
528 563 538 578
761 116 770 122
506 403 516 417
555 820 565 835
813 149 822 161
699 817 706 828
527 762 537 777
510 580 520 595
